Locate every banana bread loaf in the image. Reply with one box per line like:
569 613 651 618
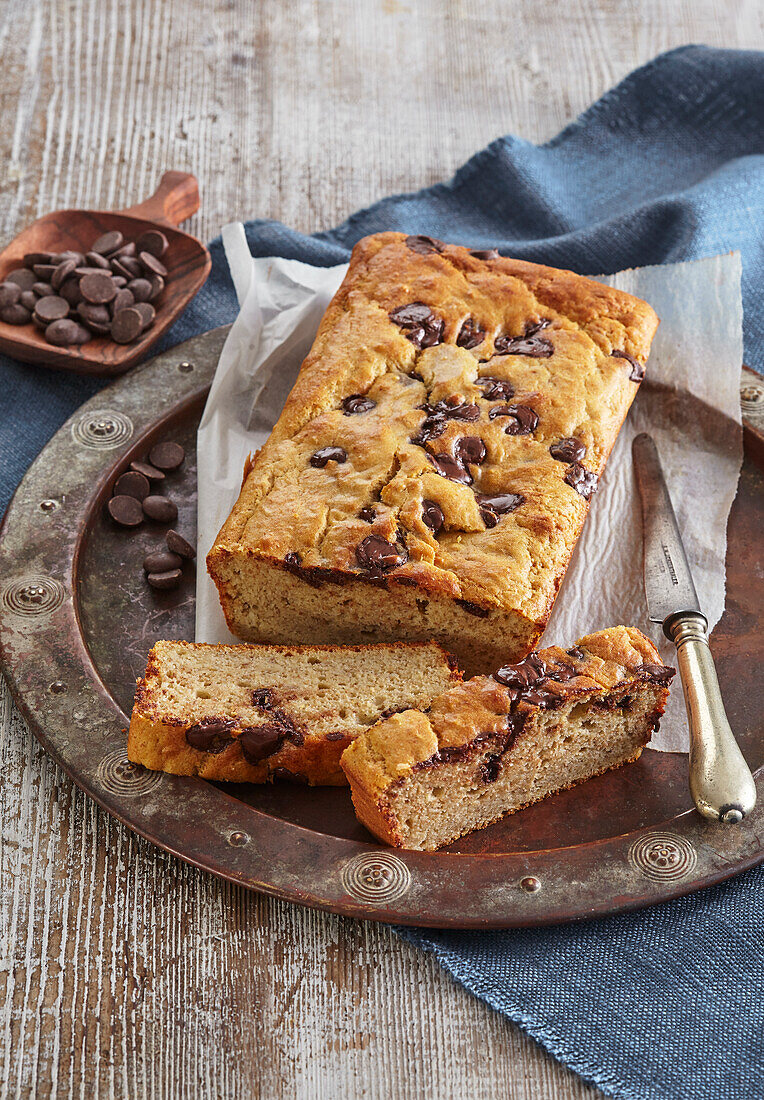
128 639 459 786
341 626 674 849
208 232 659 674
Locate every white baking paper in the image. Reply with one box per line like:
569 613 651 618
196 223 743 752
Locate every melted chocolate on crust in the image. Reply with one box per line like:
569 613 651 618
612 348 645 382
356 534 408 575
469 248 500 260
456 599 490 618
456 318 486 349
494 320 553 358
636 662 675 685
564 462 598 500
342 394 376 415
405 234 445 255
239 723 284 763
421 498 445 535
550 436 586 464
185 717 235 754
477 377 514 401
389 302 444 348
310 446 347 468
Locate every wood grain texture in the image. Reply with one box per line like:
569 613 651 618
0 1 761 1097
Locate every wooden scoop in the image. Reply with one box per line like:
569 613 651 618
0 171 211 376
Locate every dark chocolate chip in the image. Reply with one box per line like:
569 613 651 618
1 304 31 325
111 307 143 343
271 767 309 784
421 498 444 535
112 257 143 280
166 529 196 559
494 320 553 358
19 291 37 311
112 241 137 259
489 403 539 435
112 275 128 288
342 394 376 415
479 753 502 783
85 251 111 270
477 492 524 526
33 295 69 323
136 229 169 258
427 452 472 485
550 437 586 463
469 248 500 259
455 436 487 466
147 274 164 301
138 251 168 278
76 266 115 278
142 495 178 522
411 412 448 446
32 264 57 281
495 654 547 689
564 463 598 500
107 494 144 527
239 723 283 763
51 259 78 291
77 302 111 332
80 271 117 304
148 441 185 471
6 268 37 291
112 288 135 314
32 282 55 298
130 460 165 482
612 348 645 382
91 230 124 255
456 318 486 349
356 534 407 573
0 283 21 308
635 662 675 685
127 277 152 302
146 568 182 590
310 446 347 468
568 646 586 660
113 470 150 500
420 397 480 422
185 717 235 754
45 318 89 346
405 234 445 254
133 301 156 329
456 599 490 617
358 506 376 523
389 301 444 348
143 550 184 573
58 279 82 306
251 688 275 708
23 252 58 267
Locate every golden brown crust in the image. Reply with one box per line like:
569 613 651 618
128 639 460 786
341 626 672 842
208 233 659 664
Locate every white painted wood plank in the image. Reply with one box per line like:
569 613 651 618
1 1 762 1097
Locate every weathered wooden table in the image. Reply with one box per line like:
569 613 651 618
1 2 761 1096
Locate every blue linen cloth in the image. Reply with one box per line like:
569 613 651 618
0 45 762 1099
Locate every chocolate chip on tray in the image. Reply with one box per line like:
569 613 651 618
45 318 91 346
112 288 136 315
85 251 111 270
130 459 165 481
143 550 184 573
138 251 168 278
6 268 36 291
113 470 151 500
108 494 144 527
147 441 185 471
142 495 178 522
127 277 152 302
19 291 37 311
33 295 69 323
166 529 195 559
136 230 168 258
146 568 183 590
133 302 156 330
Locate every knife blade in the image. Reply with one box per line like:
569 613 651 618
632 433 756 823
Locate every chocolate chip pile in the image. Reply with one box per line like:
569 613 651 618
106 439 195 591
0 228 169 347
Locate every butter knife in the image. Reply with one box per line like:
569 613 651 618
632 432 756 823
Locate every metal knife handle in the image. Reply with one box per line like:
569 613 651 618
668 614 757 822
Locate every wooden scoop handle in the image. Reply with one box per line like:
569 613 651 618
119 171 200 227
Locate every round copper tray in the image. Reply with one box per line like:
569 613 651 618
1 328 762 928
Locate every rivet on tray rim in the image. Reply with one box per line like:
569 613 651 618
48 680 68 694
520 876 541 893
740 383 763 405
228 830 250 847
39 499 59 512
178 360 194 373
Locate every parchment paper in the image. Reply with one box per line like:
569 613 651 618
196 223 743 752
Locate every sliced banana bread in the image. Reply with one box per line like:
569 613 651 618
128 640 459 785
341 626 674 848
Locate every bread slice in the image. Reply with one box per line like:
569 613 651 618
341 627 674 848
128 640 460 786
207 232 659 675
